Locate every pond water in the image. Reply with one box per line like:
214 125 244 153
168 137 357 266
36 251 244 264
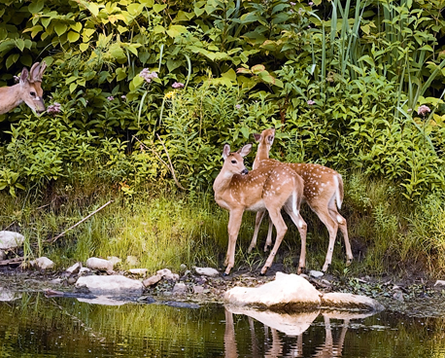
1 292 445 358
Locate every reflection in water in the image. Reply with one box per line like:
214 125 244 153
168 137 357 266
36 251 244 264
1 290 445 357
224 307 379 358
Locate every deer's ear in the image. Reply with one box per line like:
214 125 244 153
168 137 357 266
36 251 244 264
267 129 275 144
253 133 261 142
222 144 231 160
20 68 29 83
238 143 252 157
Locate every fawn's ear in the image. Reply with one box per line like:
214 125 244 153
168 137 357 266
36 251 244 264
237 143 252 157
266 128 275 144
222 144 231 160
253 133 261 142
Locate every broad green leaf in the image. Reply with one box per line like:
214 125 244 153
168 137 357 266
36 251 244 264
54 23 68 36
109 43 126 62
28 0 44 14
153 4 167 13
15 39 25 51
79 43 89 52
6 53 19 68
116 68 127 81
67 31 80 43
71 22 82 32
166 25 188 38
221 68 236 82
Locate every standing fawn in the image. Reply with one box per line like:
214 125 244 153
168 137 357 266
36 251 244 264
213 143 307 275
249 128 353 272
0 62 47 115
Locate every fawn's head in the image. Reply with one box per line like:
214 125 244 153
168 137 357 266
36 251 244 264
19 62 47 113
254 128 275 150
222 143 252 176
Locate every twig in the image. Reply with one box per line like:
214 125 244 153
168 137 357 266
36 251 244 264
133 135 169 169
133 135 187 191
47 200 114 243
0 257 24 266
156 133 187 191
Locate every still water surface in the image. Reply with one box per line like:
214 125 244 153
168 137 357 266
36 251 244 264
1 292 444 358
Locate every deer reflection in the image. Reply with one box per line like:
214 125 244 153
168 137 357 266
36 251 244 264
224 307 375 358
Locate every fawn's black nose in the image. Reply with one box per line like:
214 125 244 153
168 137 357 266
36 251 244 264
241 169 248 175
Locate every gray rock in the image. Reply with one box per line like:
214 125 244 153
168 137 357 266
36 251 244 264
0 231 25 250
157 268 179 281
142 274 162 287
172 282 188 295
86 257 114 274
66 262 82 275
75 275 144 295
193 266 220 277
30 257 54 270
128 268 148 276
0 287 22 302
321 292 385 311
309 270 324 279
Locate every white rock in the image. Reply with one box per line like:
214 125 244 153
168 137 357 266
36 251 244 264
193 266 220 277
157 268 179 281
128 268 148 276
75 275 144 295
224 272 321 311
0 231 25 250
434 280 445 286
321 292 385 312
66 262 82 275
309 270 324 279
86 257 114 274
30 257 54 270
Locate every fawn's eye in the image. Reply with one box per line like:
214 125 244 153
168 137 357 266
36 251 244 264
30 91 36 97
231 160 237 164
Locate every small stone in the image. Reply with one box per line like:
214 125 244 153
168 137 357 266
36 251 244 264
434 280 445 287
86 257 114 274
392 291 404 302
79 267 92 276
309 270 324 279
66 262 82 275
143 274 162 287
30 257 54 270
157 268 179 281
128 268 148 276
172 282 187 295
193 285 204 294
193 266 220 277
0 250 5 260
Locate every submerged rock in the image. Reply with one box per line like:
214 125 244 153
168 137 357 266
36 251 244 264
75 275 144 295
0 231 25 250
